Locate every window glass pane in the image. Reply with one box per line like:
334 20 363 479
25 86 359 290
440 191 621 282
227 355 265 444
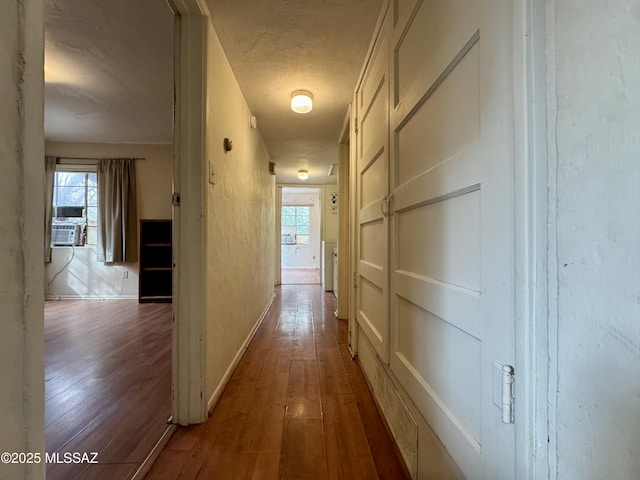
282 206 295 216
297 225 309 235
87 186 98 206
282 215 296 226
56 172 86 188
56 186 85 206
87 172 97 186
86 206 98 225
297 215 309 226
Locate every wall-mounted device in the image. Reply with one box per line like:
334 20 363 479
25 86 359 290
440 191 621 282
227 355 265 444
51 224 82 246
52 206 85 245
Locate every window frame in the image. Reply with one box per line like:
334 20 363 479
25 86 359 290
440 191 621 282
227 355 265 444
52 164 98 246
281 205 311 245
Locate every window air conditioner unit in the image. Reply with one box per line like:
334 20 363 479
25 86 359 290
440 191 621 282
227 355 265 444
51 224 81 246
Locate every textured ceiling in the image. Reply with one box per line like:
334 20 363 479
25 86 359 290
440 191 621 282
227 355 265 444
44 0 382 184
44 0 174 144
206 0 383 184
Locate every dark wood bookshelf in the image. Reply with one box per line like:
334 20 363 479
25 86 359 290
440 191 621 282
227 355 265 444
139 219 172 303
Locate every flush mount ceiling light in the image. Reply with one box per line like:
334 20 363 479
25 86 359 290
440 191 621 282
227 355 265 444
297 169 309 180
291 90 313 114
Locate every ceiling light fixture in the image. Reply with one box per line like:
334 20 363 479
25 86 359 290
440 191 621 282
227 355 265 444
297 170 309 180
291 90 313 114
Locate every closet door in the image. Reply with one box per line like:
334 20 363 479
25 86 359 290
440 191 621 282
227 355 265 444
388 0 516 478
353 8 390 362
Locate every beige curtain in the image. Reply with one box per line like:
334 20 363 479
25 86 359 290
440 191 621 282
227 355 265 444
97 158 138 263
44 156 57 263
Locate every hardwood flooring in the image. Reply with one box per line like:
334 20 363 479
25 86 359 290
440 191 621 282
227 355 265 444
44 299 172 480
281 268 321 285
146 285 410 480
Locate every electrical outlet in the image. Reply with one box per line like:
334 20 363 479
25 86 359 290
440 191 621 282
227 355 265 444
123 270 129 279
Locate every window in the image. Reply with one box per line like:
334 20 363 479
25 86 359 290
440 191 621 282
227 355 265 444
52 169 98 245
281 206 310 244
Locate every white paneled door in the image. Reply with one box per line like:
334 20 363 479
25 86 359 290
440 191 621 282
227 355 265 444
353 0 517 478
354 7 391 362
388 0 516 478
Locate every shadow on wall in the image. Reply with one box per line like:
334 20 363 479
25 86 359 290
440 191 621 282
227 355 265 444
46 246 138 299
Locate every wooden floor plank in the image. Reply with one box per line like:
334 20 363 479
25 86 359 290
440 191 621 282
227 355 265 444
281 418 329 480
323 393 380 480
44 299 171 480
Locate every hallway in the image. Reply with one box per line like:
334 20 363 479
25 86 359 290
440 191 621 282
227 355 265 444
147 285 409 479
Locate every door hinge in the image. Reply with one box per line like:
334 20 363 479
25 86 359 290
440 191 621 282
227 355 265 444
172 192 181 207
353 271 359 288
501 365 515 424
354 116 358 134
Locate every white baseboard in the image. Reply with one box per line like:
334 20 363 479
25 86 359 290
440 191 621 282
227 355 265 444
206 292 276 414
45 294 138 301
130 423 176 480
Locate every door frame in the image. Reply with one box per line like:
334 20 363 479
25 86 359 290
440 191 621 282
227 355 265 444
337 107 351 320
276 184 325 285
513 0 551 477
166 0 209 425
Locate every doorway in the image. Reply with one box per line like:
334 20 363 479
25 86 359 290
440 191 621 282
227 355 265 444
42 1 176 477
280 186 322 285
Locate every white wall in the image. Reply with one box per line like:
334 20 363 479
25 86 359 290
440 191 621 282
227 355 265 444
323 185 338 241
281 189 321 269
44 142 173 299
204 21 276 407
0 1 46 478
550 1 640 478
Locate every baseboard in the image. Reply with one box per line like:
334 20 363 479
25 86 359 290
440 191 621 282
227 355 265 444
45 294 138 301
130 423 176 480
206 292 276 414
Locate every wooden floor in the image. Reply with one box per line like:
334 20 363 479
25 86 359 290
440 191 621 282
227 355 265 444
281 268 321 285
45 299 172 480
147 285 409 480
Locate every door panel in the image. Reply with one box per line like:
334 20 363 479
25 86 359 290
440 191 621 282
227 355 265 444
395 296 482 440
389 0 515 478
355 10 390 362
395 44 480 186
396 191 481 291
360 149 387 208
